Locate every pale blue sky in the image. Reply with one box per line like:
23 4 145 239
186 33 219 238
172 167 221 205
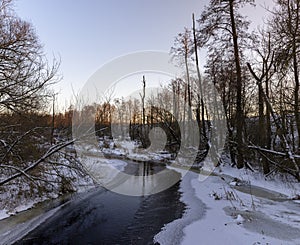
14 0 273 109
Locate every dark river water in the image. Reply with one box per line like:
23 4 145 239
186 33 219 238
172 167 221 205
13 160 185 245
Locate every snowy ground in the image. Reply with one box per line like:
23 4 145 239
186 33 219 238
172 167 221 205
101 139 174 162
154 165 300 245
0 156 128 222
0 172 94 221
0 186 55 221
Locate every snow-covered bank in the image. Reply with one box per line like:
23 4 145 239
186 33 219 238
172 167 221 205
0 194 54 221
219 164 300 199
0 152 96 221
155 165 300 245
0 157 126 222
0 157 128 243
0 205 62 245
0 175 93 222
0 210 9 220
98 139 173 163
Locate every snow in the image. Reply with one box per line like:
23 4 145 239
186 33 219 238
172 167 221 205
97 138 173 163
0 187 50 221
235 214 245 224
0 159 91 223
0 205 63 245
154 164 300 245
0 209 9 220
219 164 300 198
14 201 37 214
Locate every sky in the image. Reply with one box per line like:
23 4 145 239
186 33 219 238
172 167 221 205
14 0 274 110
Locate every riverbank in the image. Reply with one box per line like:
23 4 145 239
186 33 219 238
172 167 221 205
154 165 300 245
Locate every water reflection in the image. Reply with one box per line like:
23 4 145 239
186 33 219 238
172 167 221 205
106 160 182 196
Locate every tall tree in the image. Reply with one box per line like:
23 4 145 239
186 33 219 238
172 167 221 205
248 30 278 174
0 0 59 113
192 13 207 142
198 0 254 169
140 75 146 126
205 45 237 166
269 0 300 152
171 28 193 141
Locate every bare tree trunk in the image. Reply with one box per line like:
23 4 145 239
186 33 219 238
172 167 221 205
258 75 270 174
183 84 187 142
229 0 244 169
258 84 265 146
265 62 272 150
139 75 146 147
51 94 55 145
141 75 146 126
292 41 300 152
185 52 192 142
192 13 207 142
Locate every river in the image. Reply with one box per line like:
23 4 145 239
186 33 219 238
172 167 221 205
8 160 185 245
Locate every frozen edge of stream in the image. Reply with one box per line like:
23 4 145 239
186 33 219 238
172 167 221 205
153 168 206 245
0 205 63 245
155 165 300 245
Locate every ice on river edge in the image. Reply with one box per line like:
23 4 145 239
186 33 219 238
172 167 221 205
154 165 300 245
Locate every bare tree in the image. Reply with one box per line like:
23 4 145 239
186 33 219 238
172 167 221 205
0 0 59 113
0 1 88 194
269 0 300 152
171 28 193 140
197 0 254 169
192 13 207 142
140 75 146 126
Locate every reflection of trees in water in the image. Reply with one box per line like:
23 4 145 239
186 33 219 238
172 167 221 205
143 162 153 177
